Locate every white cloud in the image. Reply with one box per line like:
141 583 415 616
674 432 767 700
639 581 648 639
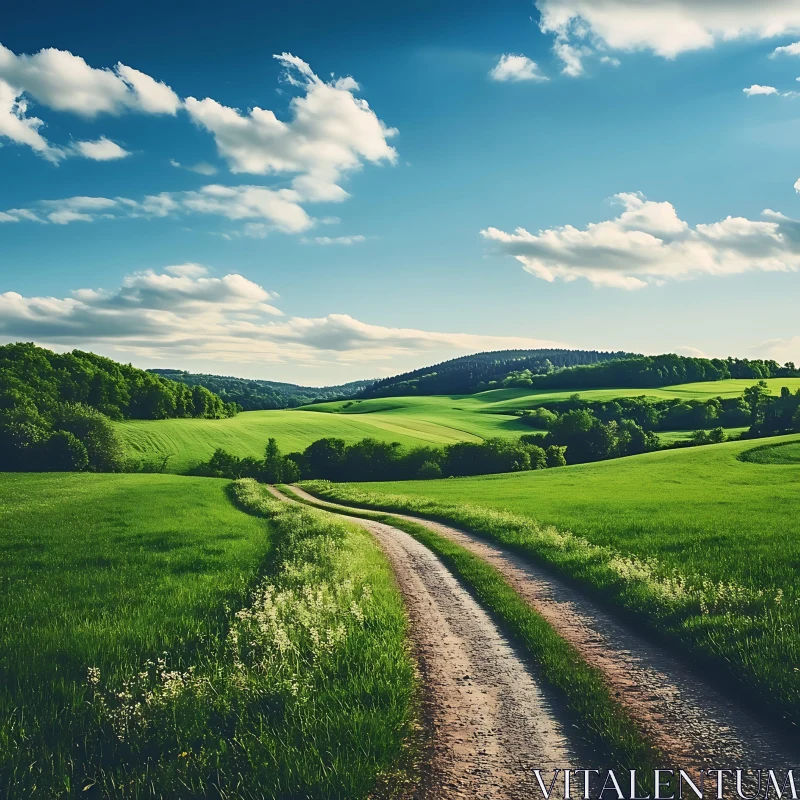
744 84 779 96
303 235 366 245
481 190 800 289
72 136 131 161
771 41 800 57
170 158 218 175
0 44 177 160
0 78 62 162
1 184 313 234
0 43 180 117
751 337 800 364
554 40 591 76
536 1 800 72
183 53 398 205
675 345 707 358
0 266 564 369
489 54 548 82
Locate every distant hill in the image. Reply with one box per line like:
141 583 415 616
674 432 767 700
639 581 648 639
148 370 374 410
359 349 635 398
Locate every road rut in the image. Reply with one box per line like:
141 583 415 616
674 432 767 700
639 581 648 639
267 486 579 799
287 485 798 773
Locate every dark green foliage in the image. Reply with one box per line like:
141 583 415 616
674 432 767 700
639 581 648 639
360 348 633 398
199 435 555 482
0 343 237 472
749 383 800 436
517 393 753 435
529 353 798 392
44 430 89 471
149 368 373 409
546 445 567 467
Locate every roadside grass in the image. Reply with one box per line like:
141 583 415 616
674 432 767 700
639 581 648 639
0 473 417 798
300 434 800 730
280 485 661 775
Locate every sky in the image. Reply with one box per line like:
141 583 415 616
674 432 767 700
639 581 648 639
1 0 800 385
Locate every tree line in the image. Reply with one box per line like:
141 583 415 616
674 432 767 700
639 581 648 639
195 436 568 483
0 343 238 472
359 349 633 398
148 369 373 410
527 354 798 392
515 383 800 460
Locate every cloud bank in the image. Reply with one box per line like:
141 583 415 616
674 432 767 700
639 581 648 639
0 266 562 370
482 191 800 289
535 1 800 74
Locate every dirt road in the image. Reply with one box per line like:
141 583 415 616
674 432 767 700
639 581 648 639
287 485 798 773
267 486 580 799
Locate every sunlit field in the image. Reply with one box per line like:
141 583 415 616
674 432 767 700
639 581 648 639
0 473 415 797
116 378 797 473
305 434 800 729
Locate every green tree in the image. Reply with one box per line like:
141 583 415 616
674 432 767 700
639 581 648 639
743 381 771 426
262 438 285 484
545 445 567 467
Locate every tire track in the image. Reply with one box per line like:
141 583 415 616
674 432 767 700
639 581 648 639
267 486 579 799
287 486 798 774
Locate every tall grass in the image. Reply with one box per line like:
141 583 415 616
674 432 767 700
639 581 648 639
301 435 800 731
0 474 417 798
0 473 271 796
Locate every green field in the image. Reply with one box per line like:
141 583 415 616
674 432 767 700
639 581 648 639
116 405 532 473
0 473 415 797
0 473 270 794
117 378 797 473
304 433 800 728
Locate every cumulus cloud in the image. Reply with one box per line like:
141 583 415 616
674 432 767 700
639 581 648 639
744 84 780 96
771 41 800 57
535 1 800 73
183 53 398 205
489 54 548 82
481 191 800 289
0 43 180 117
0 44 177 161
71 137 131 161
0 266 563 369
0 78 61 161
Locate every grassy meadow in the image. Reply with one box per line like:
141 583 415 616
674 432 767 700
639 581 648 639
304 433 800 728
115 377 796 473
0 473 416 798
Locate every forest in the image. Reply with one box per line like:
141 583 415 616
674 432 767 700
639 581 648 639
149 369 373 410
358 348 633 398
0 343 238 472
527 354 798 391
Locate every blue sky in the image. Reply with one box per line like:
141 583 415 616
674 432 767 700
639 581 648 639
1 0 800 383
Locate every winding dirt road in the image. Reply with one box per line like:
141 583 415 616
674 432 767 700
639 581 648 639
267 486 580 799
286 485 798 774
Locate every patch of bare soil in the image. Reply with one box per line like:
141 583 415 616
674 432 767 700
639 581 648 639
288 486 797 775
268 486 579 799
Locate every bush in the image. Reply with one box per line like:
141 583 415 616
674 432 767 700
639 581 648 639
45 431 89 472
417 460 443 480
546 445 567 467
